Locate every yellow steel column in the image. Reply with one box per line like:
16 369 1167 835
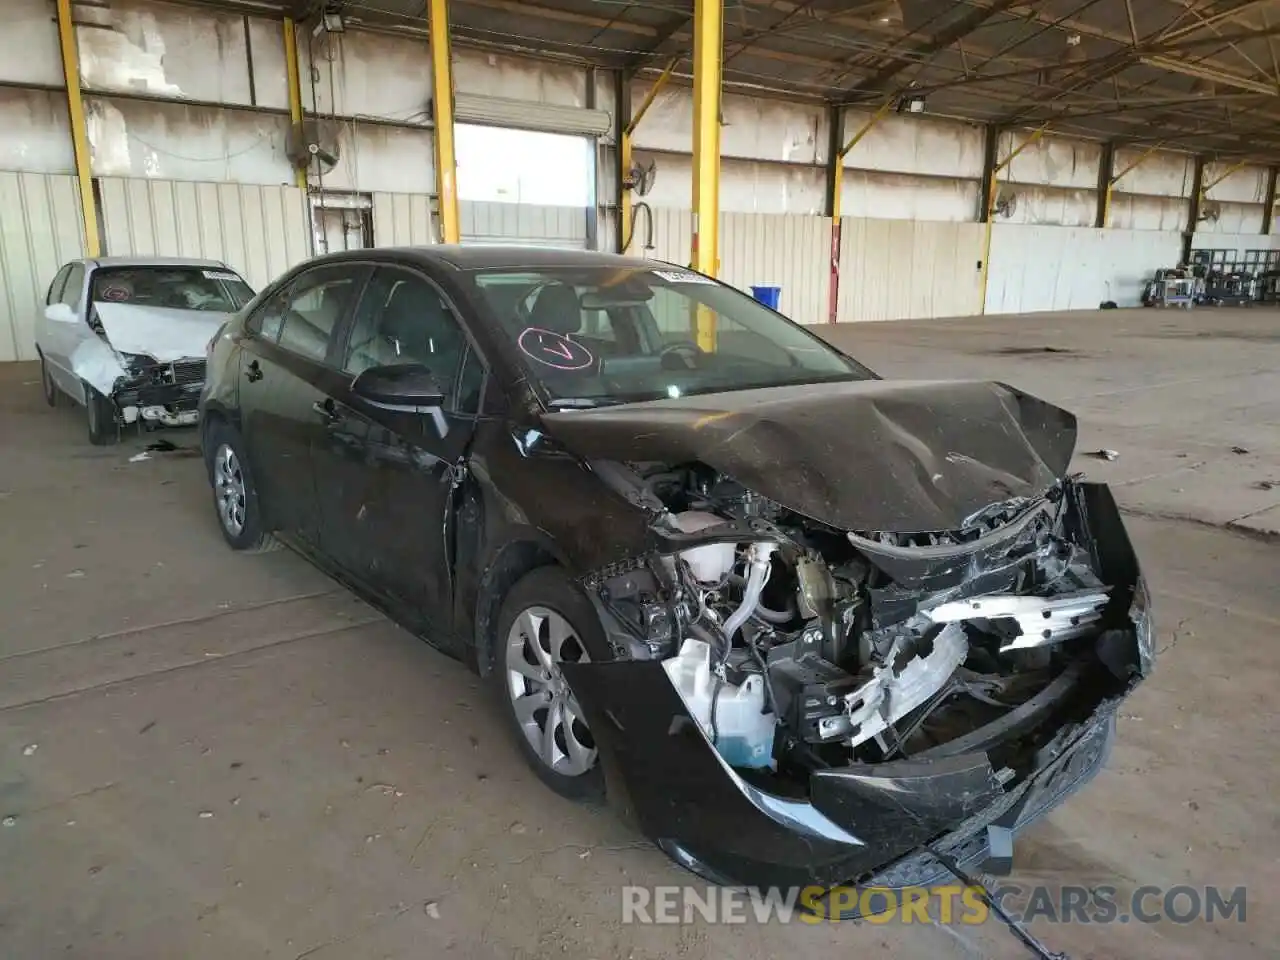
283 17 307 191
1102 142 1163 230
428 0 461 244
690 0 723 350
55 0 100 258
980 123 1049 313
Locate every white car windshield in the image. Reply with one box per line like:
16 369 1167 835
91 266 254 313
467 265 872 407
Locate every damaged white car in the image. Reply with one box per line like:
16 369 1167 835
35 256 254 445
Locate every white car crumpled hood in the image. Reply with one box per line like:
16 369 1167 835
95 302 230 363
71 302 231 396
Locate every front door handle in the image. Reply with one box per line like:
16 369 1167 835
312 399 342 424
244 360 263 383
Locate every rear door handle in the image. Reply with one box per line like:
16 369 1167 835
244 360 263 382
312 399 342 424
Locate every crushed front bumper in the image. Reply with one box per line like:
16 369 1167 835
565 656 1119 911
111 359 205 426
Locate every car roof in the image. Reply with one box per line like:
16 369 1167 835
84 256 230 269
312 245 675 273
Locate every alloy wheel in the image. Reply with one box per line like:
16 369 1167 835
505 605 597 777
214 443 247 536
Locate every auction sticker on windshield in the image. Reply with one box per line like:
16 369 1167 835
650 269 714 285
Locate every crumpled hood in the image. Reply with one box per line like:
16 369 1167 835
95 302 232 363
539 379 1077 533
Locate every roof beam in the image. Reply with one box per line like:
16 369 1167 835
838 0 1023 101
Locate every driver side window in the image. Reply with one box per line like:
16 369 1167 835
343 267 469 408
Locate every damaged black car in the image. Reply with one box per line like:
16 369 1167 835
200 247 1153 908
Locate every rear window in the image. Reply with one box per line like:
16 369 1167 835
90 266 254 313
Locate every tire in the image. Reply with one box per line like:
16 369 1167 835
492 566 607 802
84 382 121 446
40 353 58 408
206 421 282 554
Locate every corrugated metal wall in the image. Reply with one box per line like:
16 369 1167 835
1189 231 1280 253
460 201 587 248
986 225 1183 313
372 192 436 247
837 219 985 322
0 172 86 362
98 177 312 291
639 208 830 325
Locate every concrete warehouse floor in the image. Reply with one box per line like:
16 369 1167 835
0 306 1277 960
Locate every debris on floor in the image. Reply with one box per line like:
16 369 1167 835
1085 449 1120 461
143 439 202 458
129 452 151 463
22 744 37 756
1231 446 1250 455
1255 480 1279 491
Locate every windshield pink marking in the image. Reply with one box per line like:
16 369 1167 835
517 327 594 371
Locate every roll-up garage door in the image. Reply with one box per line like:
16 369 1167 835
452 94 611 138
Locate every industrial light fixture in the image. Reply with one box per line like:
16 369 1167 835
321 2 346 33
871 1 904 25
897 94 926 113
1062 33 1085 65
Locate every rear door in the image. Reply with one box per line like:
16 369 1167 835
42 262 88 400
236 262 370 546
312 264 485 645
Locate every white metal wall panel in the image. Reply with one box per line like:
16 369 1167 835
837 219 984 322
460 201 587 248
986 225 1183 313
637 208 828 324
0 172 86 362
372 192 436 246
1189 231 1280 251
98 177 312 291
718 212 829 326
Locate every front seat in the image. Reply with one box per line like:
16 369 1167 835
528 283 582 335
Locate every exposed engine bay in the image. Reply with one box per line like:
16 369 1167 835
584 459 1146 788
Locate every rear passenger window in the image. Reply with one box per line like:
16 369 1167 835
60 265 85 310
46 264 72 306
251 265 365 363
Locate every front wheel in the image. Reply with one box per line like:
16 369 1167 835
84 382 120 446
492 567 606 802
206 423 280 553
40 354 58 407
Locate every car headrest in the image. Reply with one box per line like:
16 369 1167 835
528 283 581 335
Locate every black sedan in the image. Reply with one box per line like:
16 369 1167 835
199 246 1152 906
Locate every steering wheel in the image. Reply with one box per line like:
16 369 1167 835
659 339 702 370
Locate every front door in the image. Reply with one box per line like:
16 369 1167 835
312 265 484 647
236 262 370 545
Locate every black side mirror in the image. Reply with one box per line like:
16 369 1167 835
351 363 448 436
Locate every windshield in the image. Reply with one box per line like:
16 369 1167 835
91 266 254 313
467 265 872 406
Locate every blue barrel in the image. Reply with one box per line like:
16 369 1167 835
750 285 781 310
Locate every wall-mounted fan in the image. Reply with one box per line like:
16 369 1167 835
994 189 1019 219
625 158 657 197
286 119 342 176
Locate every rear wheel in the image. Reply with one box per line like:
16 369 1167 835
207 422 281 553
84 382 120 446
40 354 58 407
492 567 605 802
